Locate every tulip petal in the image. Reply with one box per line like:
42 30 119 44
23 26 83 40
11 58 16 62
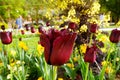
109 29 120 43
84 46 97 63
47 29 61 41
50 33 77 66
40 34 50 63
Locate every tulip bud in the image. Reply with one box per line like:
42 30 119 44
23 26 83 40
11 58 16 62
0 31 12 44
21 30 25 35
1 25 5 31
109 29 120 43
25 24 29 31
90 23 98 33
84 45 97 63
38 26 44 33
46 21 50 26
68 22 77 31
31 26 35 33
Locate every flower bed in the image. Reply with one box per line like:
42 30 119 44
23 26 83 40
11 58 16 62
0 23 120 80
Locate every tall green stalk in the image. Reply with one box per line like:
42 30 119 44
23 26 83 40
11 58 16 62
85 63 89 80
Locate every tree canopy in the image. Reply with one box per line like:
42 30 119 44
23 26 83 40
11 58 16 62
99 0 120 23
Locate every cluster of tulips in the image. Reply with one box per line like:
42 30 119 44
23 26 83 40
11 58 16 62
0 21 120 80
0 21 119 65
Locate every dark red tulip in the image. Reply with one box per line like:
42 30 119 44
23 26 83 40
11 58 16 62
31 26 36 33
0 31 12 44
109 29 120 43
40 28 77 66
84 45 97 63
46 21 50 26
21 30 25 35
1 25 5 31
68 22 77 30
25 24 29 31
38 26 46 34
90 23 98 33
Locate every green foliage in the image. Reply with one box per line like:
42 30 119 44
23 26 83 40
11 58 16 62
0 0 27 22
99 0 120 23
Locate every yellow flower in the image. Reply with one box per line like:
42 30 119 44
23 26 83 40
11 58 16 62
36 31 41 35
73 57 78 62
105 66 113 74
10 50 16 57
73 55 80 62
80 25 88 32
116 57 119 61
99 35 109 42
66 63 74 68
0 47 2 52
0 62 3 67
19 41 26 48
10 62 15 67
58 78 64 80
37 77 42 80
18 41 28 51
80 44 87 53
101 48 107 53
22 45 28 51
37 45 44 56
101 61 108 66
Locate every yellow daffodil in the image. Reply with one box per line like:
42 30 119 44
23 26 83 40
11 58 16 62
99 35 109 42
10 50 16 57
18 41 28 51
37 77 42 80
101 48 107 53
80 44 87 53
105 66 113 74
37 45 44 56
73 55 80 62
58 78 64 80
66 63 74 68
101 61 108 66
22 45 28 51
18 41 26 48
10 62 15 67
0 47 2 52
0 61 3 67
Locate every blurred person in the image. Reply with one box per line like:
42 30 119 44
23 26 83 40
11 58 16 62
16 15 23 29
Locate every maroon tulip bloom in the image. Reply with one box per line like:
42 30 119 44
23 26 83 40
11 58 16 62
90 23 98 33
40 28 77 66
109 29 120 43
68 22 77 30
46 21 50 26
21 30 25 35
25 24 29 31
1 25 5 31
31 27 36 33
38 26 46 33
0 31 12 44
84 45 97 63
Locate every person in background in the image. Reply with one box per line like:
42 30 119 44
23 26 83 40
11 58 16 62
16 15 23 29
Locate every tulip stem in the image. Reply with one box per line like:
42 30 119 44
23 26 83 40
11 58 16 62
85 62 89 80
51 66 57 80
95 61 101 71
77 46 81 55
